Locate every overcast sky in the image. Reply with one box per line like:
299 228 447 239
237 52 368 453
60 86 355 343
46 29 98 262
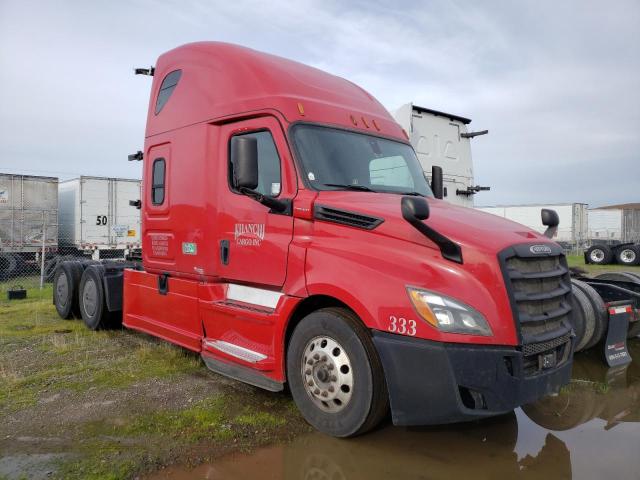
1 0 638 207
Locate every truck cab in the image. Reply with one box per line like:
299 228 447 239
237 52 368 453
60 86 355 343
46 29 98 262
55 42 575 438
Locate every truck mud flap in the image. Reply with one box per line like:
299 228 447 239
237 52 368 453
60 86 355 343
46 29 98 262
603 302 633 367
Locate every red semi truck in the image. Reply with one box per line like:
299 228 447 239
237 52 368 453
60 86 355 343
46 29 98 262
54 42 575 437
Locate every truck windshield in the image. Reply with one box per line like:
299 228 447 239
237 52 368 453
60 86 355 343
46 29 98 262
291 124 433 196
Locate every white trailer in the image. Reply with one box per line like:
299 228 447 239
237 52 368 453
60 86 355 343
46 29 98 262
393 103 489 208
588 204 640 244
477 203 588 246
58 176 141 259
0 173 58 254
588 208 623 242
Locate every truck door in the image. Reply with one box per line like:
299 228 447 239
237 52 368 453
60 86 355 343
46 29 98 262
216 116 296 288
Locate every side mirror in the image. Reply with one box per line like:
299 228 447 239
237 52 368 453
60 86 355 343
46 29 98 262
431 165 444 200
231 136 258 190
541 208 559 239
400 196 463 263
401 196 430 221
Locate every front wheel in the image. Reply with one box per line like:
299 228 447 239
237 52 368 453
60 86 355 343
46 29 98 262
287 308 388 437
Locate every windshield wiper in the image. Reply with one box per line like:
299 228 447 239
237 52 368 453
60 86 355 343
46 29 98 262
397 191 424 197
322 183 376 192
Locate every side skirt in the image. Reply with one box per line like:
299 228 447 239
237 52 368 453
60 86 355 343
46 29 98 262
201 352 284 392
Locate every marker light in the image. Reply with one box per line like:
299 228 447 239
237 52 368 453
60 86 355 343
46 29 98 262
407 287 492 336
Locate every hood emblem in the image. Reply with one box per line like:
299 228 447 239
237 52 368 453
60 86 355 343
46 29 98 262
530 244 552 255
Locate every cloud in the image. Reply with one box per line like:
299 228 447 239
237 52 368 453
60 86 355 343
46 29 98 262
0 0 638 206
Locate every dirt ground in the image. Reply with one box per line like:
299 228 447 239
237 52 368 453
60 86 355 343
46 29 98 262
0 287 310 480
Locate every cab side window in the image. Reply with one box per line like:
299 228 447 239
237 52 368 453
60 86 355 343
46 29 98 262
151 158 166 205
155 70 182 114
229 131 281 196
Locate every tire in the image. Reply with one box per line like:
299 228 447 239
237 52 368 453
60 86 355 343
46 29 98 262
78 265 114 330
615 245 640 266
286 307 389 437
586 245 613 265
0 253 18 280
628 321 640 339
44 256 61 283
571 279 608 349
569 281 595 352
594 272 640 285
53 261 85 319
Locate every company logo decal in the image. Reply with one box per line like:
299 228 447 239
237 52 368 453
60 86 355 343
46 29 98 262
182 242 197 255
234 223 265 246
530 244 552 255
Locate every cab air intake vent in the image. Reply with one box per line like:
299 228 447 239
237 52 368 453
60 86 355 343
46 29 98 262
314 205 384 230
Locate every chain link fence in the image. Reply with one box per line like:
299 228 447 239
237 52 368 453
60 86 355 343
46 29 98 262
0 173 141 305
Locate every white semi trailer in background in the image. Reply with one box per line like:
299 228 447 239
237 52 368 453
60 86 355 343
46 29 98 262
58 176 141 260
0 174 58 280
393 103 490 208
477 203 589 249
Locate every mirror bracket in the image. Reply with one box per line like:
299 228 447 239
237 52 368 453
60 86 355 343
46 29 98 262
239 187 292 216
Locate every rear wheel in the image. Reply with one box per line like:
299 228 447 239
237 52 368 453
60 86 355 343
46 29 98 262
53 261 83 319
586 245 613 265
569 281 594 352
287 308 388 437
572 279 608 349
78 266 115 330
594 272 640 284
615 246 640 266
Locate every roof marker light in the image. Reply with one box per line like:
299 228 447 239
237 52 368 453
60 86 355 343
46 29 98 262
297 102 305 116
372 119 380 131
361 117 370 128
350 114 358 126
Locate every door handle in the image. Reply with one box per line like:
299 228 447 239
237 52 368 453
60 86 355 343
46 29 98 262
220 239 230 265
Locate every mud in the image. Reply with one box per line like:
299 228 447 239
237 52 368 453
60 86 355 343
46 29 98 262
148 339 640 480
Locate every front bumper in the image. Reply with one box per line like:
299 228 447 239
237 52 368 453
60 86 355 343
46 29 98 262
372 331 573 426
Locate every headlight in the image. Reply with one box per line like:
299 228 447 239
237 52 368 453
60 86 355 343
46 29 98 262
407 287 493 336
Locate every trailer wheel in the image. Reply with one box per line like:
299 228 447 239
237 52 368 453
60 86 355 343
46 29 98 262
569 281 594 352
78 266 114 330
571 279 608 349
615 246 640 266
586 245 613 265
53 261 84 319
287 308 388 437
0 253 18 280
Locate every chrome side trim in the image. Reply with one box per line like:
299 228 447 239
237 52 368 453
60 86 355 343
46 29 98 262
226 283 283 309
203 339 267 363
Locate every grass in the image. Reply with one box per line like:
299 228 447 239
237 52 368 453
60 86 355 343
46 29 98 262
565 255 640 275
0 284 307 480
0 285 202 413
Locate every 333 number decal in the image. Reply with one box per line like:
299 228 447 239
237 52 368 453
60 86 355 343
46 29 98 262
388 315 416 336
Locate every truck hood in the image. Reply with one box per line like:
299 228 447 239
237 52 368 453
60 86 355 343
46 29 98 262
314 191 552 257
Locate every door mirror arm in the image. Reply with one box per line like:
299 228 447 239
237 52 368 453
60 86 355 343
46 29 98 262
239 187 291 215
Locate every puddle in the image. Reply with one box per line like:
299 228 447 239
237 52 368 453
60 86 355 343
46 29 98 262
149 340 640 480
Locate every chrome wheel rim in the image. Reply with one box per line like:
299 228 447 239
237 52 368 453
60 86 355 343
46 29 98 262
590 249 605 262
56 271 69 307
301 336 354 413
83 278 97 317
620 249 636 263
